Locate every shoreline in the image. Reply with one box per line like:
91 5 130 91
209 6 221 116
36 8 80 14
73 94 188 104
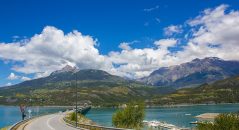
147 102 239 108
1 102 239 108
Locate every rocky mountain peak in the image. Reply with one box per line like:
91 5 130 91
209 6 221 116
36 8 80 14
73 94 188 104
51 65 78 75
140 57 239 88
61 65 76 72
192 57 222 63
204 57 221 60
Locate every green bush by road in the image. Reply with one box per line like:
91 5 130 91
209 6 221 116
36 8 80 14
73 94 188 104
112 101 145 129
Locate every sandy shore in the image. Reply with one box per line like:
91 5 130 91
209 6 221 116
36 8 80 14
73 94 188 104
195 113 220 119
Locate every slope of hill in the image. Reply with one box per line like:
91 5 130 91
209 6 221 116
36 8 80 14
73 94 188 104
12 65 125 88
152 75 239 105
140 57 239 88
0 66 175 106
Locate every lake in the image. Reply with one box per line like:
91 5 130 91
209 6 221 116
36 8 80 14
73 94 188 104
1 104 239 129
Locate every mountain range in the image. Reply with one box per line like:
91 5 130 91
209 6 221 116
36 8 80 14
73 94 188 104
0 65 174 106
140 57 239 88
1 57 239 106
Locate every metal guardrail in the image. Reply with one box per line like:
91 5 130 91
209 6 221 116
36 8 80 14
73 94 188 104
63 117 132 130
8 117 34 130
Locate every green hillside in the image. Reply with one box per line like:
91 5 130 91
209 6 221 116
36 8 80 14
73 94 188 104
152 75 239 105
0 80 174 107
0 68 174 107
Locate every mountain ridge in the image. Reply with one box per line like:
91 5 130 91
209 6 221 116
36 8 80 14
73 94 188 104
10 66 128 88
139 57 239 88
153 74 239 105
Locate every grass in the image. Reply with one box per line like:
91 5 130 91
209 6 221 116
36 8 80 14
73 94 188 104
0 126 10 130
65 112 95 125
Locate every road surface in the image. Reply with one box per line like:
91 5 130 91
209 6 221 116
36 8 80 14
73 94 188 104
18 113 79 130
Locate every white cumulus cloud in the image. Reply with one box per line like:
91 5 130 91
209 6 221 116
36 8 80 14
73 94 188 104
154 39 177 48
0 26 112 78
108 42 178 78
164 25 183 36
21 76 31 81
183 4 239 60
7 73 19 80
119 42 132 50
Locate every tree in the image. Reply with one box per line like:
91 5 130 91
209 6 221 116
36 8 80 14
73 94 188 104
112 101 145 129
197 113 239 130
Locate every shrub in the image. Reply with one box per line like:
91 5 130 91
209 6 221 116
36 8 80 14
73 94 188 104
112 101 145 129
197 113 239 130
70 112 77 121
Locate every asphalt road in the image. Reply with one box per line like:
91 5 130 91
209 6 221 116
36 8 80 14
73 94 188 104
23 113 79 130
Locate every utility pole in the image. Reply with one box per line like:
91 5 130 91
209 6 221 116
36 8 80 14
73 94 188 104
75 72 78 127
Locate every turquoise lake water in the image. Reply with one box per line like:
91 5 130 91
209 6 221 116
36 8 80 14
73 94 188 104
86 104 239 128
1 104 239 129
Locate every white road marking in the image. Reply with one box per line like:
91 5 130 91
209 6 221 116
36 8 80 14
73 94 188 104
46 115 56 130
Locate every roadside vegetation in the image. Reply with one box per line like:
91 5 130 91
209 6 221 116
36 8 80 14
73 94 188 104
0 126 9 130
112 101 145 129
197 113 239 130
66 112 94 125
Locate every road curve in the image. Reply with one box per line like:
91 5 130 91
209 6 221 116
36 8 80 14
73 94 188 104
19 113 79 130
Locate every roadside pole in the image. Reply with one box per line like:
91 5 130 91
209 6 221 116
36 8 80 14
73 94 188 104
75 72 78 127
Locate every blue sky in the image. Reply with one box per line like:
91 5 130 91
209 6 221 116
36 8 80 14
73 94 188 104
1 0 239 86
